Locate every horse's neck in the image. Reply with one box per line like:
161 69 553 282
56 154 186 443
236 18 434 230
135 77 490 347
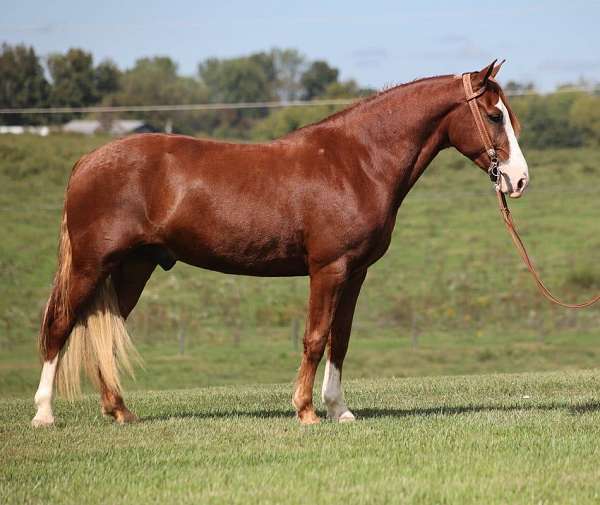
347 77 459 203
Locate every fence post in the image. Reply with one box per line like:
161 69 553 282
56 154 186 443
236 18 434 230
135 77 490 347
291 318 300 350
411 310 419 348
178 324 185 355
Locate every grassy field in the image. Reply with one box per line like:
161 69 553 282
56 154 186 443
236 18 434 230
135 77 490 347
3 371 600 504
2 135 600 504
1 134 600 397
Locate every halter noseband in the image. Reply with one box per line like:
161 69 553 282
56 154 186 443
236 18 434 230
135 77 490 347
462 73 500 185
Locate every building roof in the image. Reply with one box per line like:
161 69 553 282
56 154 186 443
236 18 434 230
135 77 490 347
62 119 150 135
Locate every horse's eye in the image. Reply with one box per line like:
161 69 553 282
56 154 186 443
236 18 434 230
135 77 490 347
488 112 503 124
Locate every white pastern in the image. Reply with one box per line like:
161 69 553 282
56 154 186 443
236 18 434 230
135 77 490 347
321 360 355 422
32 356 58 427
496 98 529 196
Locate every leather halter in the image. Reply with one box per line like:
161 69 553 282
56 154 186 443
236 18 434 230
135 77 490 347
462 72 600 309
462 73 500 183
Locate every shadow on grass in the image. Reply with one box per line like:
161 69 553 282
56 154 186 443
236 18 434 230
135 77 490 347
141 401 600 423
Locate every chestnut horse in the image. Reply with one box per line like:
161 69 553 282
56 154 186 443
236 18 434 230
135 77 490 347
32 61 529 427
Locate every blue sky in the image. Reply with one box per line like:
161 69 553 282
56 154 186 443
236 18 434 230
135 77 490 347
1 0 598 91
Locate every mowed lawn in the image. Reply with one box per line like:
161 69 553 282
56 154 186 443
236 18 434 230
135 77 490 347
3 371 600 504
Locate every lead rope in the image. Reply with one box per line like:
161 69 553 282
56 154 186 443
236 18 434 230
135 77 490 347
495 188 600 308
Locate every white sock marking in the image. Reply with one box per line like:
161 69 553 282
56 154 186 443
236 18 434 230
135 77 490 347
321 360 355 421
32 356 58 427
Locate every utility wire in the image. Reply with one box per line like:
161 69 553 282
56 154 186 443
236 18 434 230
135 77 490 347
0 87 594 115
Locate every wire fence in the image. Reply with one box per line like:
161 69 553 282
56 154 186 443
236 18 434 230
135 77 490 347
0 86 595 115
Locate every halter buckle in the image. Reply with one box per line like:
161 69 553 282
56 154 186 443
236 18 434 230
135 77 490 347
487 150 500 183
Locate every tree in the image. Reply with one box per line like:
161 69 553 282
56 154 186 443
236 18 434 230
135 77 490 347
199 56 274 104
511 92 585 148
570 94 600 146
301 61 339 100
199 55 276 137
104 56 208 133
251 104 338 141
47 48 97 108
322 79 373 99
271 48 306 101
503 80 535 96
0 44 49 125
94 59 121 98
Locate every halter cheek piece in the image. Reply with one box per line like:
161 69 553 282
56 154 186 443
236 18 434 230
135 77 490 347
462 73 500 186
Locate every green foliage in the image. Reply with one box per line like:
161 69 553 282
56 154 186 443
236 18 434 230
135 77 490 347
301 60 339 99
199 56 275 104
3 43 600 146
47 48 99 124
105 57 209 134
250 104 340 140
510 92 585 148
270 48 306 100
323 79 367 98
0 44 49 125
198 53 276 137
570 94 600 146
93 59 121 97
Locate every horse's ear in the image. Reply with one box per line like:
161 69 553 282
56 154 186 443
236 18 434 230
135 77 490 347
491 59 506 79
472 59 497 90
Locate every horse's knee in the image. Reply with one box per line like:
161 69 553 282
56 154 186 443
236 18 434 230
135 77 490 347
303 331 327 362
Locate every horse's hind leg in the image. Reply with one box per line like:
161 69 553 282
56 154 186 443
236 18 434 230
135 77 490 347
322 269 366 422
293 260 347 424
98 253 156 423
32 269 102 427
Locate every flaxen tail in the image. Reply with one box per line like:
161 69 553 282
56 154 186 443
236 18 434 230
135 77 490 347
38 161 140 400
57 278 140 399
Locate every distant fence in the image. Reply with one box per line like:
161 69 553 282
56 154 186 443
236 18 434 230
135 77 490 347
0 87 594 116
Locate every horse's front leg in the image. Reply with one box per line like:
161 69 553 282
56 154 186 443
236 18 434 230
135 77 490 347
293 260 347 424
322 268 366 422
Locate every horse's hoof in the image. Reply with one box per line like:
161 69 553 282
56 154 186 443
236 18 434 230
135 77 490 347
31 415 55 428
338 410 356 423
297 409 320 425
114 409 138 424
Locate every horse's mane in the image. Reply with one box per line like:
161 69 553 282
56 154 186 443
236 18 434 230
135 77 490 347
293 74 453 132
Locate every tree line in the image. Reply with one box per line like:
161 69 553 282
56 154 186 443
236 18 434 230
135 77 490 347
1 43 600 147
0 44 370 139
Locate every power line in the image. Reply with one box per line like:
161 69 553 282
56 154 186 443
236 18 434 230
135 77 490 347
0 87 594 115
0 98 355 115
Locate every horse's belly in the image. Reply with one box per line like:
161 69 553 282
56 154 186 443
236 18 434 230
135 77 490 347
181 252 308 277
167 227 308 277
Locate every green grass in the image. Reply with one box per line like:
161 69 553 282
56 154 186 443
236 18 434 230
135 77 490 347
2 137 600 503
3 371 600 504
1 135 600 397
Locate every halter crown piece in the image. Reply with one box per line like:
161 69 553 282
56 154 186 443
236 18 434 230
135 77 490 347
462 73 500 185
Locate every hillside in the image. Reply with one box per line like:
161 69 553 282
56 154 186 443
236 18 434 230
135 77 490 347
1 135 600 397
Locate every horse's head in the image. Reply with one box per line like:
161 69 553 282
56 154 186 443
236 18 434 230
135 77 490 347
447 60 529 198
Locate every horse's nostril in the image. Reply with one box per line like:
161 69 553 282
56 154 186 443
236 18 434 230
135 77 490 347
517 178 527 191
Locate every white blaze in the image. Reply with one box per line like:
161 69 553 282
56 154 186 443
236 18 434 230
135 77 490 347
321 360 355 422
32 356 58 427
496 98 529 196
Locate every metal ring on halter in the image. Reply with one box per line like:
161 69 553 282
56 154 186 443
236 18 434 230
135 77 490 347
487 149 500 184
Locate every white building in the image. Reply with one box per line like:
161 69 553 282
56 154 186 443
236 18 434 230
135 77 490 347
62 119 154 135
